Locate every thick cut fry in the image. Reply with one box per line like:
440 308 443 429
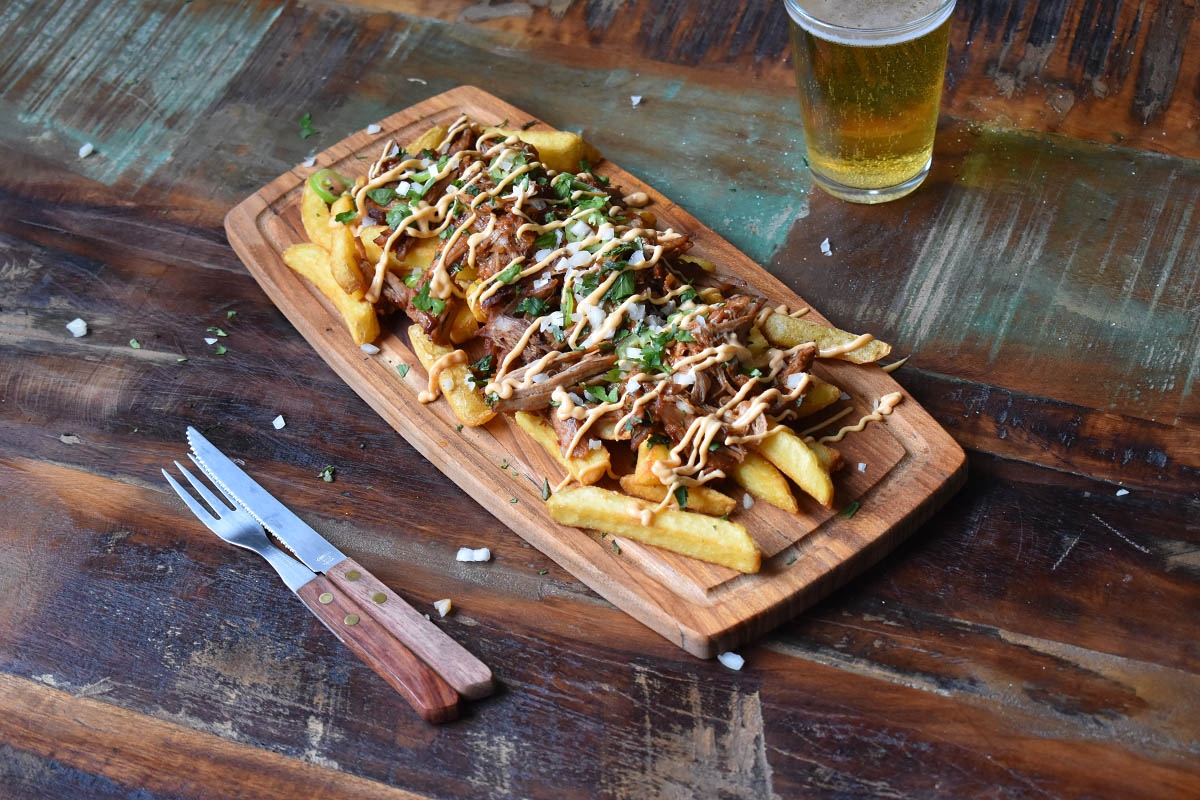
483 127 602 174
407 124 448 155
359 225 442 279
762 312 891 364
618 475 737 517
328 194 367 295
631 440 670 485
757 426 834 508
806 440 844 474
796 376 844 418
514 411 608 485
730 452 798 513
408 325 495 427
547 486 760 574
282 243 379 345
301 180 332 250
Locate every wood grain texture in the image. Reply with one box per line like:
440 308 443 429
224 85 967 657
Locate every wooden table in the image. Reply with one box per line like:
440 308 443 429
2 1 1197 797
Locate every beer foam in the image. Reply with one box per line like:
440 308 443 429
785 0 954 46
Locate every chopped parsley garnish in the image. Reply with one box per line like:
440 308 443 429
298 112 318 139
386 204 413 229
496 262 523 284
318 465 336 482
396 363 410 378
533 230 559 250
129 339 141 349
367 187 397 205
673 486 689 509
206 326 228 337
412 281 446 315
334 210 356 224
605 270 636 303
584 384 618 404
516 296 549 317
541 478 551 501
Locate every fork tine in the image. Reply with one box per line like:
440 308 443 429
186 452 243 511
162 468 216 522
174 460 232 515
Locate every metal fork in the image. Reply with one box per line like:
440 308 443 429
162 459 459 723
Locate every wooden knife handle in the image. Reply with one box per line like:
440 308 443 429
296 574 459 723
325 557 495 701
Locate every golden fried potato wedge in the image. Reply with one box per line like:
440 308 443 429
301 180 332 250
359 225 442 280
617 475 737 517
408 325 495 427
796 375 844 418
407 124 448 155
762 312 891 364
328 194 367 296
757 426 834 508
282 243 379 345
514 411 608 485
730 452 798 513
547 486 760 574
483 127 602 174
806 440 845 474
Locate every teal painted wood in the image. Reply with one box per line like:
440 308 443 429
0 0 282 187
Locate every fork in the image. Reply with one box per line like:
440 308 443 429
163 459 459 723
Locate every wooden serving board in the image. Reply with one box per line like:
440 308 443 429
224 85 966 658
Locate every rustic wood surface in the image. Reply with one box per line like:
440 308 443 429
1 1 1197 798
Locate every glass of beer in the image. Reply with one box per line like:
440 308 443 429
784 0 955 204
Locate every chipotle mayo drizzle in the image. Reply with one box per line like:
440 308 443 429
366 117 895 499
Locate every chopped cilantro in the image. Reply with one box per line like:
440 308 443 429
584 384 618 404
214 343 227 355
367 187 396 205
318 464 336 482
386 204 413 228
516 296 549 317
533 230 559 249
333 210 356 224
842 501 861 519
541 478 551 501
226 310 237 319
396 363 410 378
673 486 689 509
298 112 318 139
129 339 141 349
496 262 523 284
605 270 636 303
206 326 228 337
412 282 446 315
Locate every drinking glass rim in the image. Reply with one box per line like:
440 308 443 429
783 0 955 45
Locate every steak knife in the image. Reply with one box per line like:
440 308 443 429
187 426 494 700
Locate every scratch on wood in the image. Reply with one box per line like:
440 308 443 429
1051 533 1080 571
1092 513 1151 554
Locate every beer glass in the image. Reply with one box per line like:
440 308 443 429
784 0 955 204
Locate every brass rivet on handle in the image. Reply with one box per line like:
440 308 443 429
318 592 334 604
344 614 360 626
372 592 387 604
345 570 361 581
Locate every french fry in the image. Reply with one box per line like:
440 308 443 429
757 426 834 508
730 452 798 513
447 301 479 344
806 440 844 474
514 411 608 485
483 127 602 174
617 475 737 517
796 376 844 418
547 486 760 574
407 124 448 155
408 325 495 427
762 312 891 364
359 225 442 279
631 439 670 485
301 180 332 250
328 194 367 296
282 243 379 345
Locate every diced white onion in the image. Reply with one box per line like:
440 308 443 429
531 372 548 384
820 237 832 256
630 95 642 107
626 376 641 393
204 337 218 345
585 304 606 331
569 392 586 406
272 415 286 430
396 180 411 195
624 346 642 360
785 373 805 391
566 250 592 269
627 303 645 322
65 318 88 337
675 399 692 414
588 439 601 450
366 123 382 134
673 371 696 387
599 224 615 241
532 273 553 290
433 598 452 617
456 547 474 562
717 652 744 670
302 155 316 168
534 248 555 264
569 219 591 239
628 250 645 266
360 342 380 354
78 142 94 159
857 462 867 473
471 547 491 562
743 493 754 510
1116 488 1130 496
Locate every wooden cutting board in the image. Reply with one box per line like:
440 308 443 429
224 85 966 658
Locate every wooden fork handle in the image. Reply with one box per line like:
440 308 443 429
296 574 459 723
324 557 495 701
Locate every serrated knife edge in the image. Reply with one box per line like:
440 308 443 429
186 426 344 572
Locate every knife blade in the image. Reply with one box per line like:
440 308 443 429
186 426 494 701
